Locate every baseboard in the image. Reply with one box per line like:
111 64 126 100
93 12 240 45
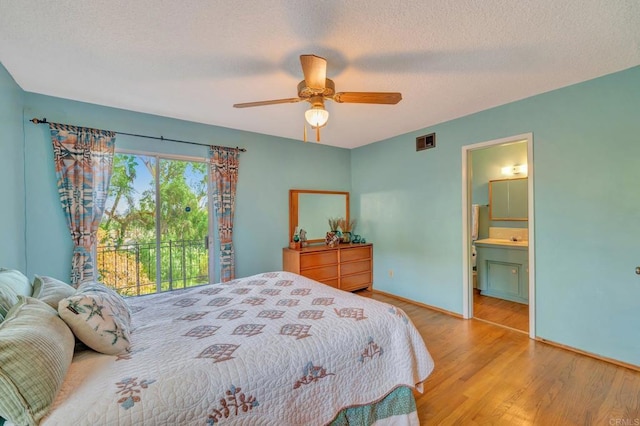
536 337 640 373
372 289 463 319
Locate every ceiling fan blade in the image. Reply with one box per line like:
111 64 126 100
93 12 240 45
300 54 327 91
333 92 402 104
233 98 303 108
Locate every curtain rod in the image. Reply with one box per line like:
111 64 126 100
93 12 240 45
30 118 247 152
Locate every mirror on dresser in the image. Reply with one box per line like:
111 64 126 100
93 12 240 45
289 189 349 244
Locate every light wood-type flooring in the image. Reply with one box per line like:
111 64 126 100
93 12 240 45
361 291 640 425
473 288 529 333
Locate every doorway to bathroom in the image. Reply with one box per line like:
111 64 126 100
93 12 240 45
461 133 535 338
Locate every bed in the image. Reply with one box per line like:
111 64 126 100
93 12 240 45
3 271 434 425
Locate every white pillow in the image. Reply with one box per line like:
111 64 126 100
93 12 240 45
58 281 132 355
0 268 32 296
32 275 76 310
0 269 33 321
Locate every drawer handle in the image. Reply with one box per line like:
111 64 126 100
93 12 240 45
512 269 517 274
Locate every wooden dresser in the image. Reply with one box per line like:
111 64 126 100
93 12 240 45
282 243 373 291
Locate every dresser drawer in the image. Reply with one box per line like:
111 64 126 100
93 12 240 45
340 246 371 263
340 271 371 291
318 278 339 289
300 250 338 269
340 259 371 276
301 265 339 282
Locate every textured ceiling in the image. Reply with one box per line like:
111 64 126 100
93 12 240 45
1 0 639 149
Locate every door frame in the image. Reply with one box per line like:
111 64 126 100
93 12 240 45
460 132 536 338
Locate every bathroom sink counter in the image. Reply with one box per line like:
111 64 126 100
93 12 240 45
475 238 528 249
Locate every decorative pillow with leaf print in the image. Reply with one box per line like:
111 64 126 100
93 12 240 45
58 281 132 355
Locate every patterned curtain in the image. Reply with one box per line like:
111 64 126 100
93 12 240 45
50 123 116 287
209 146 240 282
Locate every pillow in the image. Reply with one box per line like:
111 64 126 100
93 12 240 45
0 296 75 426
0 269 33 320
32 275 76 310
0 299 9 323
0 269 32 296
58 281 132 355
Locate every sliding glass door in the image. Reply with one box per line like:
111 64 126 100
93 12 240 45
97 152 213 296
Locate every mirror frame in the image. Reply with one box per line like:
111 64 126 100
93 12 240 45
289 189 350 244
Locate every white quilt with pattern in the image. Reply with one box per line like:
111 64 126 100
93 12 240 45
43 272 434 425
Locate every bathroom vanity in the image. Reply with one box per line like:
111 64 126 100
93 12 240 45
475 238 529 304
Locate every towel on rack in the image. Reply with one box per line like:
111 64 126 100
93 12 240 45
471 204 480 241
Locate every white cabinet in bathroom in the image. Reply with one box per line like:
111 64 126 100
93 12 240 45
476 242 529 304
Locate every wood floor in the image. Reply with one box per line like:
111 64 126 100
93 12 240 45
473 288 529 333
367 292 640 425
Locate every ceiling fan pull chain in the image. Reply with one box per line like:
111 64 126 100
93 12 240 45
316 126 320 142
303 124 307 142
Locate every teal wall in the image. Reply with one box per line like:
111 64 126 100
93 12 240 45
351 66 640 366
0 63 26 271
21 93 351 283
471 141 528 236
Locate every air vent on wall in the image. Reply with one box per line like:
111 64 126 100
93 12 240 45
416 133 436 151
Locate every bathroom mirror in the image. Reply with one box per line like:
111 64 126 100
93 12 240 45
289 189 350 243
489 178 528 221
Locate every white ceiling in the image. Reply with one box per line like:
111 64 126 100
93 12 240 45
1 1 639 149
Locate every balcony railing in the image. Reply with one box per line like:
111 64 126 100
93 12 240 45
97 239 209 297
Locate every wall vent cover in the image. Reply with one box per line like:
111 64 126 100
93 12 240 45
416 133 436 151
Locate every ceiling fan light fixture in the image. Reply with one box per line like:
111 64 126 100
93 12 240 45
233 54 402 138
305 106 329 128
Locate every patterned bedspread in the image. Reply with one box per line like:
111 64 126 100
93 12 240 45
43 272 434 425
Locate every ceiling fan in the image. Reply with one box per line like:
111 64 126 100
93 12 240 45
233 54 402 142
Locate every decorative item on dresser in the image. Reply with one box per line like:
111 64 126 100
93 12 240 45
325 231 340 247
283 243 373 292
338 217 357 243
299 228 308 247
